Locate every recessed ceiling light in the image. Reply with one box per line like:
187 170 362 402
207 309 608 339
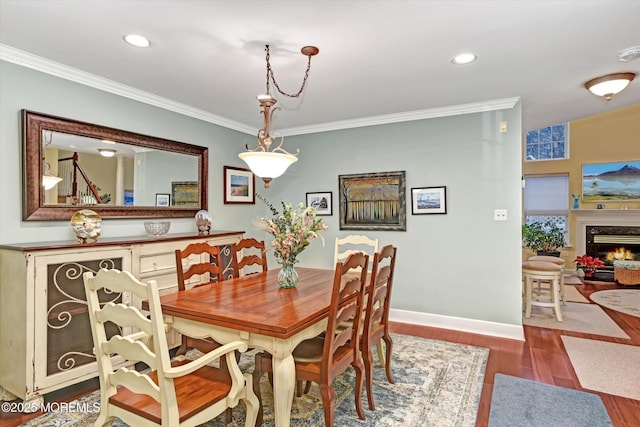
123 34 151 48
451 53 477 65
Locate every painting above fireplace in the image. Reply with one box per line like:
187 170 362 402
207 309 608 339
582 161 640 202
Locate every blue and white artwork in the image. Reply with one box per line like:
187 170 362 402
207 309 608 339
582 161 640 201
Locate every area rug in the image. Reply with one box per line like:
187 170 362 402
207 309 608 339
564 275 583 285
561 335 640 400
522 302 630 339
487 373 613 427
19 333 489 427
589 289 640 318
563 284 589 303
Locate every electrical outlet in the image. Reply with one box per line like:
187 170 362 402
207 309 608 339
494 209 508 221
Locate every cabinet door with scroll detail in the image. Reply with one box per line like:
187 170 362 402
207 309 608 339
33 248 132 392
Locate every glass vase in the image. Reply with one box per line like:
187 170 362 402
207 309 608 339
278 259 299 288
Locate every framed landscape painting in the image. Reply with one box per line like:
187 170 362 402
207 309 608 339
224 166 255 204
171 181 199 206
582 161 640 202
411 186 447 214
338 171 406 231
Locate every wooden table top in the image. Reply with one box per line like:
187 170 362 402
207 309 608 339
156 267 336 339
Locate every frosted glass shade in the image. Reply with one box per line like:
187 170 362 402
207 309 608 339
42 174 63 190
585 72 635 100
238 151 298 179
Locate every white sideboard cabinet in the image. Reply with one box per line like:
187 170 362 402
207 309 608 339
0 231 242 407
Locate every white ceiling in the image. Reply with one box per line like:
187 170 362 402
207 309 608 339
1 0 639 136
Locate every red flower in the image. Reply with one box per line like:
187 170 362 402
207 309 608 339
574 254 605 272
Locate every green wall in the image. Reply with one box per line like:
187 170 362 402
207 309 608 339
1 59 524 336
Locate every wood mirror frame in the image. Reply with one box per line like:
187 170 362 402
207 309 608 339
23 110 208 221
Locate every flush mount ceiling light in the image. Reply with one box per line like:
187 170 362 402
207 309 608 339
451 52 477 65
123 34 151 48
584 72 636 100
239 44 319 188
98 148 116 158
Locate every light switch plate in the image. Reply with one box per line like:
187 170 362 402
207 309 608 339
494 209 508 221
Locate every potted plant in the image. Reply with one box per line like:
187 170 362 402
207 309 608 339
574 254 605 278
522 220 567 256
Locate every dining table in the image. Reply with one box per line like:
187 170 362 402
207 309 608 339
153 267 336 427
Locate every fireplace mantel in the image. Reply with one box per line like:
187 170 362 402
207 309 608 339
574 209 640 254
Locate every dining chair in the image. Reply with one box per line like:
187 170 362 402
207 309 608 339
361 245 397 410
334 234 378 270
252 252 370 427
174 242 225 356
83 268 259 427
231 237 268 277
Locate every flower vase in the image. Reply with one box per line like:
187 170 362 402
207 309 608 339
278 259 299 288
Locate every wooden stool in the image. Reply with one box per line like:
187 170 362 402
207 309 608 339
522 261 563 321
528 255 566 304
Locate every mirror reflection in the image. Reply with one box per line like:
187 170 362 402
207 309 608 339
23 110 208 221
42 131 199 207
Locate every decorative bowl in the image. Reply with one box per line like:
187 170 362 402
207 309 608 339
144 221 171 237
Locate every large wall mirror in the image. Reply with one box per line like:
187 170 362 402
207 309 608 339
23 110 208 220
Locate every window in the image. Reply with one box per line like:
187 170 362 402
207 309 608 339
523 174 569 237
525 122 568 161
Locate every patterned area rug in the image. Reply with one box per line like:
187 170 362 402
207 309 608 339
561 335 640 400
589 289 640 318
20 333 489 427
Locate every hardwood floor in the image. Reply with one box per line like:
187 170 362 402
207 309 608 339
391 280 640 427
1 281 638 427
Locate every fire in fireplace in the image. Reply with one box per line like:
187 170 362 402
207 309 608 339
586 226 640 280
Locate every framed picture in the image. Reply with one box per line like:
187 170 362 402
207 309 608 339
155 193 170 207
172 181 199 206
582 161 640 202
411 186 447 215
306 191 333 216
124 189 134 206
224 166 255 204
338 171 406 231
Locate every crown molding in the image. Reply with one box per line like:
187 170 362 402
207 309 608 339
0 44 255 135
2 44 519 138
279 97 520 136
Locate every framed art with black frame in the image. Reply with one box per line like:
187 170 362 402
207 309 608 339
223 166 255 204
338 171 406 231
306 191 332 216
155 193 170 207
411 186 447 215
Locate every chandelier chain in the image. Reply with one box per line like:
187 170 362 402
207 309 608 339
265 45 313 98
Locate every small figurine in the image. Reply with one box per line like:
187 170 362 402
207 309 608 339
195 210 212 235
572 194 580 210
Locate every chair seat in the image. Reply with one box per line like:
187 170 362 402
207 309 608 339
110 361 232 425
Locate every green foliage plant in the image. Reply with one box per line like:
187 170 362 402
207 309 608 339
522 220 567 253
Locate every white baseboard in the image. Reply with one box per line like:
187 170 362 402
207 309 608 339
389 308 525 341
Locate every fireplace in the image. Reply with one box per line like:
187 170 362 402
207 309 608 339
586 226 640 280
575 210 640 282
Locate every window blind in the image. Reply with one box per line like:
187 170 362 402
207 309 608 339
524 175 569 216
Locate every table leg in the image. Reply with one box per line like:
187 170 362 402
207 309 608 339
272 353 296 427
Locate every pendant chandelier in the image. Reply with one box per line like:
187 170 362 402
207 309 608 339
239 44 319 188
